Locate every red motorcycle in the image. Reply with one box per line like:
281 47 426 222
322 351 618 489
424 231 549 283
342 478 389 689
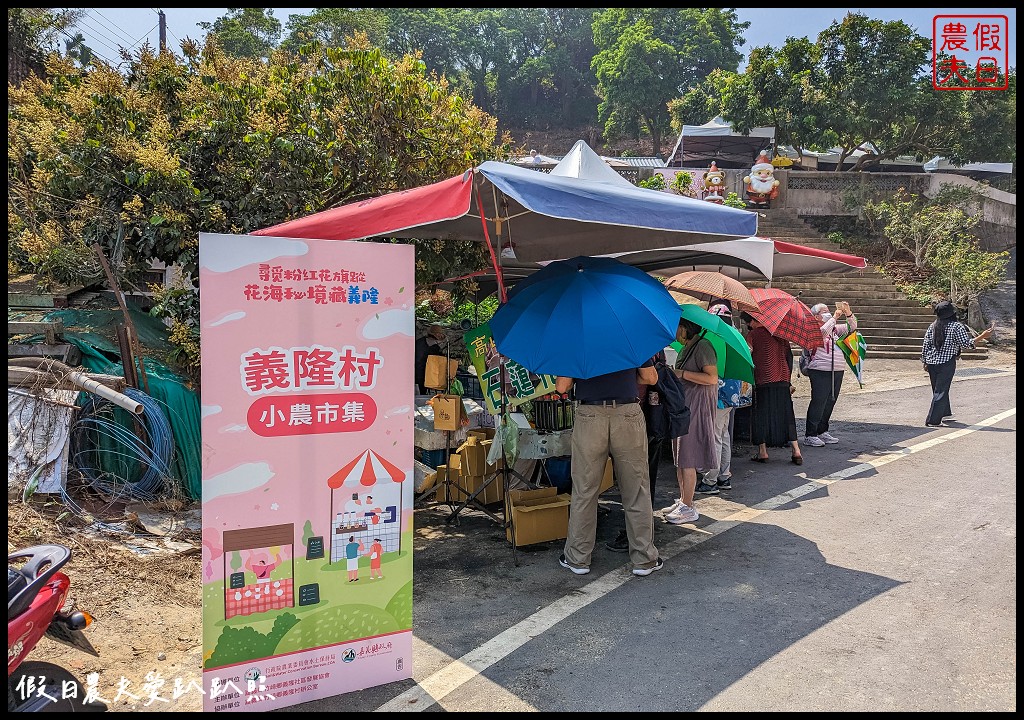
8 545 106 712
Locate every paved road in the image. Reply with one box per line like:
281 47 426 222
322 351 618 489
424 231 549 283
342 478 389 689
294 370 1016 712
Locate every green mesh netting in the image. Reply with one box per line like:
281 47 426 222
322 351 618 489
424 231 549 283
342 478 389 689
41 308 202 501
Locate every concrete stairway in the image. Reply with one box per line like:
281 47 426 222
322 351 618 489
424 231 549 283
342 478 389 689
749 208 988 360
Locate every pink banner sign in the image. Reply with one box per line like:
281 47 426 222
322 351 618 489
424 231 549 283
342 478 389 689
199 233 414 711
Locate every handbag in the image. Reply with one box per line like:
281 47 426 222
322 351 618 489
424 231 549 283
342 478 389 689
798 348 812 375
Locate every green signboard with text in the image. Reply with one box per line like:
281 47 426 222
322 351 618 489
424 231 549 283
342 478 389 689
464 323 557 414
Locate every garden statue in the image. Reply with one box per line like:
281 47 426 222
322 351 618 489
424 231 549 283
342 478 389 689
743 152 780 207
702 162 726 204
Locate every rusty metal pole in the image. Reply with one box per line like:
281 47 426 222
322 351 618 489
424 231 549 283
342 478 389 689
92 243 150 393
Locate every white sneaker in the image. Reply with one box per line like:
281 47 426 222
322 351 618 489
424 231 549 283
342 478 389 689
666 504 699 525
819 432 839 444
660 498 684 514
804 435 826 447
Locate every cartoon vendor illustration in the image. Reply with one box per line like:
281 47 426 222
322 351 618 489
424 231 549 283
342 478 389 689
345 536 364 582
366 538 385 580
246 549 282 585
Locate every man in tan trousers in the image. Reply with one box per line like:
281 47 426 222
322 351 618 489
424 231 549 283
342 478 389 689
555 361 664 577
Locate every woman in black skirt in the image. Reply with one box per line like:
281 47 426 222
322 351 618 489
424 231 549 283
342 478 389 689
741 313 803 465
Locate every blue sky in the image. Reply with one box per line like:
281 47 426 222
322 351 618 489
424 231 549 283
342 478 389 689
70 7 1016 71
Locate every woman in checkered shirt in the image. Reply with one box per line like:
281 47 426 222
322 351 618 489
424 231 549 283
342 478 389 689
921 300 994 427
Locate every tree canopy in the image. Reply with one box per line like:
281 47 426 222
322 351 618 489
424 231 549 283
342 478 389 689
592 8 748 156
674 12 1017 171
8 37 509 370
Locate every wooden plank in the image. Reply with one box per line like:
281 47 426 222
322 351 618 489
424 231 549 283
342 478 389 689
7 343 81 365
116 324 139 389
93 244 150 393
8 286 84 309
8 320 64 344
223 523 295 552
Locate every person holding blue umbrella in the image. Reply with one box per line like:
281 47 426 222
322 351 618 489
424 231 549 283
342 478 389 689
490 256 674 577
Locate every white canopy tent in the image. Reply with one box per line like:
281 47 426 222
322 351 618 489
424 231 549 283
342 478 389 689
924 156 1014 181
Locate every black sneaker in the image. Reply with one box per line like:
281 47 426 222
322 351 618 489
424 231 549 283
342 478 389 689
605 530 629 553
717 476 732 490
694 481 720 495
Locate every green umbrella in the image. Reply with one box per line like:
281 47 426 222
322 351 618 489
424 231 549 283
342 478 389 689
670 304 754 383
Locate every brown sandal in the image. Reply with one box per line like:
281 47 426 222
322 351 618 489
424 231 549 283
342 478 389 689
791 455 803 465
750 455 769 463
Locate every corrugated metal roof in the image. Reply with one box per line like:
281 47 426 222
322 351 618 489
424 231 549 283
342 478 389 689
615 157 667 168
527 155 666 168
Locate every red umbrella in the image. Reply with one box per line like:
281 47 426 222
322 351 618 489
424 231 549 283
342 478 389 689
745 288 824 351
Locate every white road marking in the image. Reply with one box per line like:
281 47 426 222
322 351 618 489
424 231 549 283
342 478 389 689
376 407 1016 712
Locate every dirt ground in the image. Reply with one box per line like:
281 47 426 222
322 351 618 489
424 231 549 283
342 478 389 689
8 500 204 712
6 345 1014 713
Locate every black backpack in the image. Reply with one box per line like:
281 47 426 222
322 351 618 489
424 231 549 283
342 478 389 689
645 357 690 440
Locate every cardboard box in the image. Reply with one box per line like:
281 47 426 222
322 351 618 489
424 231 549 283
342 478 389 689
475 461 505 505
480 473 504 505
480 440 504 473
459 438 488 477
599 458 615 495
430 463 474 503
431 464 452 502
424 355 460 390
459 472 485 501
505 487 571 546
469 427 497 441
432 394 462 431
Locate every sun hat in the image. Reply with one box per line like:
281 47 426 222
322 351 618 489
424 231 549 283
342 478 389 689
934 300 957 319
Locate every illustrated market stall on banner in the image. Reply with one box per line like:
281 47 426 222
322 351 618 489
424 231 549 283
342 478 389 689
199 232 414 712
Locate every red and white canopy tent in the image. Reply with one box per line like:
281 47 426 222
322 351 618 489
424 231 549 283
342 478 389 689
254 141 758 301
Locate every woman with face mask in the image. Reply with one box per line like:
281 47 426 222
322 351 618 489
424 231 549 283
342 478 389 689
803 302 856 447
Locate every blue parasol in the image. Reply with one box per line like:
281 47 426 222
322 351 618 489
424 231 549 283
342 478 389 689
489 256 679 379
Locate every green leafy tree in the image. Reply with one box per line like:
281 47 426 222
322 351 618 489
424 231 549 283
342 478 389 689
675 14 1015 172
947 69 1016 167
529 9 600 127
198 8 282 59
281 8 387 53
592 9 747 156
9 39 507 374
8 8 85 84
63 31 94 68
287 8 599 130
865 185 984 268
927 238 1009 307
815 13 959 170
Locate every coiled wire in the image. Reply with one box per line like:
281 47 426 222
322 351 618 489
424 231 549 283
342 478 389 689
70 387 174 502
